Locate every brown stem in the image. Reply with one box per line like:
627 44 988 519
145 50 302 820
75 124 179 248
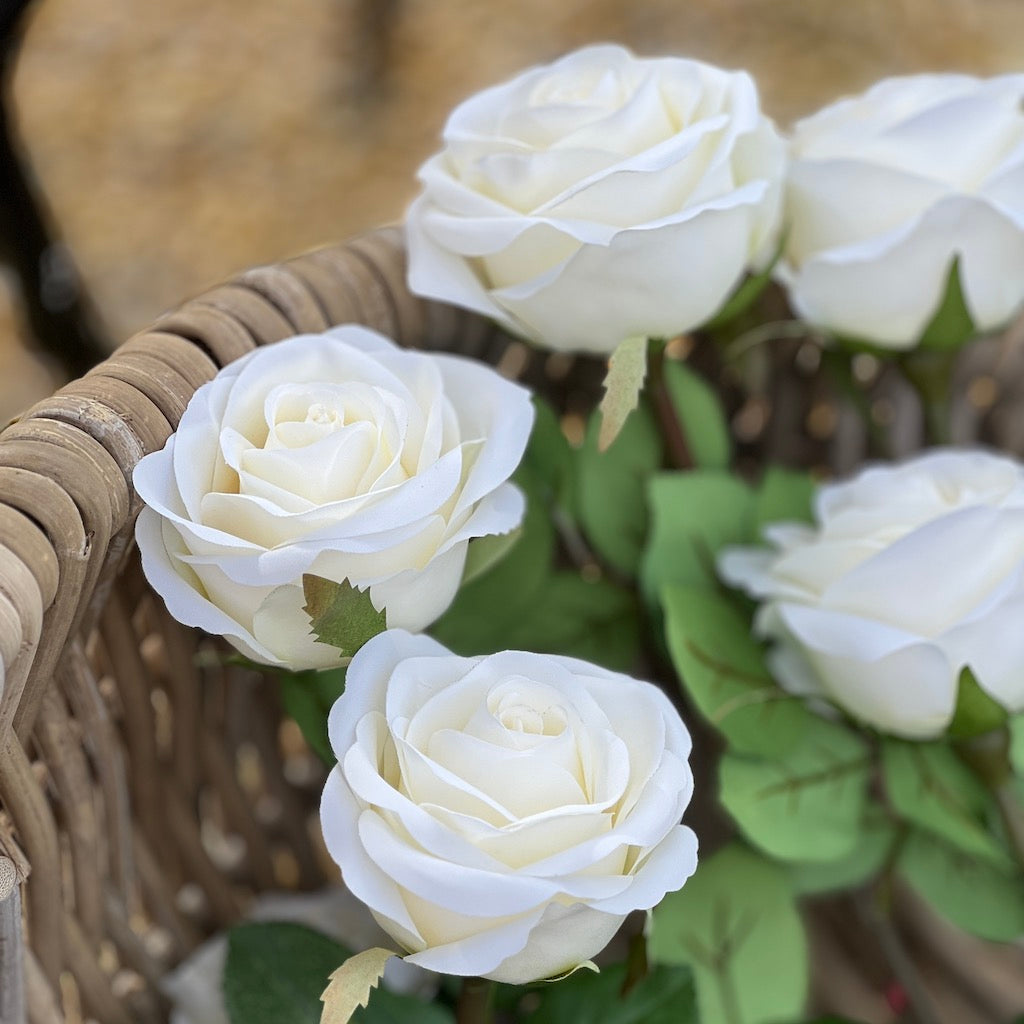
857 888 943 1024
456 976 495 1024
647 341 693 470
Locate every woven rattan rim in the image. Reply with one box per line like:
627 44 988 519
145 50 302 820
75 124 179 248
0 225 509 749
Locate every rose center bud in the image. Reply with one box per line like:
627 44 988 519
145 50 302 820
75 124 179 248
305 401 343 427
495 694 567 737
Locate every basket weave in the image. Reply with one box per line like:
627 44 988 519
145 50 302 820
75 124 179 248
1 225 1023 1024
0 226 536 1023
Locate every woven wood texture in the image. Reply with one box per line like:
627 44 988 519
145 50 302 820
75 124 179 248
0 225 1022 1023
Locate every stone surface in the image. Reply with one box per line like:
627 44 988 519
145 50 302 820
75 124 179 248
2 0 1022 419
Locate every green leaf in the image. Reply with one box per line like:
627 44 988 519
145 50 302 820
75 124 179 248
898 829 1024 942
661 585 809 758
641 471 754 601
461 528 522 587
500 571 642 674
754 467 816 529
948 666 1009 739
523 396 573 504
575 403 663 579
662 360 731 469
279 668 346 765
225 922 345 1024
918 257 976 352
649 843 808 1024
789 811 897 895
302 577 387 658
882 739 1010 867
720 718 871 863
224 923 451 1024
522 962 696 1024
598 335 648 450
432 464 555 653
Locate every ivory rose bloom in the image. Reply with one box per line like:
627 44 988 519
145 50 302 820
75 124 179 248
720 450 1024 739
407 44 785 355
320 631 698 983
133 327 533 670
781 73 1024 348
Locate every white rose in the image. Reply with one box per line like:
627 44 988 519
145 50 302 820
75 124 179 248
320 630 698 984
781 73 1024 348
720 450 1024 739
407 44 786 355
133 327 533 671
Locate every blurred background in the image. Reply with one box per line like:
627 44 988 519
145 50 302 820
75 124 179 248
2 0 1023 422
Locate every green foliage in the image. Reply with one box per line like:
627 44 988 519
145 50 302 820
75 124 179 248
649 843 808 1024
662 360 731 470
279 667 346 764
597 335 648 450
882 739 1010 867
302 577 387 658
661 585 809 758
720 718 871 863
461 528 523 587
499 571 642 673
435 459 641 672
897 830 1024 942
522 397 574 507
1010 715 1024 776
432 463 555 653
753 467 816 529
918 257 976 352
575 403 663 579
789 811 897 895
521 962 696 1024
947 667 1008 739
223 923 452 1024
641 472 754 599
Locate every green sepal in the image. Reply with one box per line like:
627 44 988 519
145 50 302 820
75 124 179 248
917 256 976 352
302 576 387 658
947 666 1008 740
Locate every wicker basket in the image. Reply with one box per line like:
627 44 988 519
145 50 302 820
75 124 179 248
1 225 1023 1024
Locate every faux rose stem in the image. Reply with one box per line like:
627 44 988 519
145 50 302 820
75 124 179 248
856 888 943 1024
955 728 1024 872
456 977 495 1024
900 350 956 446
992 782 1024 872
648 341 694 471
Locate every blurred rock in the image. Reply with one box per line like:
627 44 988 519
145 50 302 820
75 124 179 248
0 0 1020 417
